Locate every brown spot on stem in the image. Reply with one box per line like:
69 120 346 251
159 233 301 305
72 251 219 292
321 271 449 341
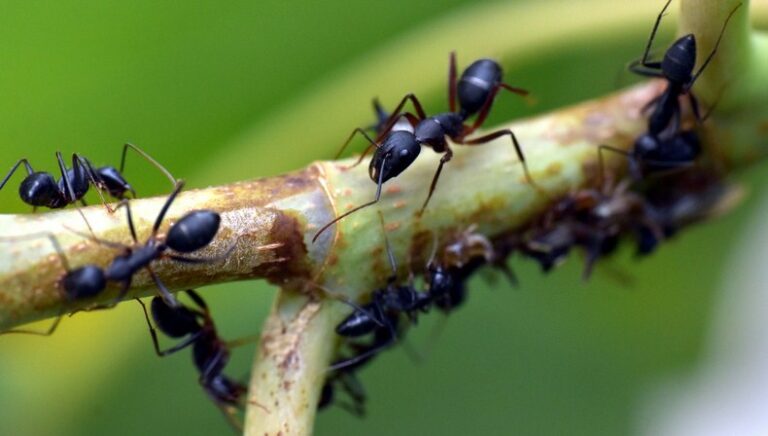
256 211 311 287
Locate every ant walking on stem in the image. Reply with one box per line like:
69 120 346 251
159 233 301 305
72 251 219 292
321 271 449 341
0 181 269 336
0 143 176 212
313 52 535 243
598 1 741 179
137 289 257 430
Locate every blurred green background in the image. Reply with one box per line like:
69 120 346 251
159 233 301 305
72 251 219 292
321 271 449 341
0 1 766 435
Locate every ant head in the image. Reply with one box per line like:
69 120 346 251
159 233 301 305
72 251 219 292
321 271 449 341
458 59 503 117
150 296 202 338
166 210 221 253
62 265 107 300
369 131 420 183
662 34 696 84
19 172 60 207
95 166 134 199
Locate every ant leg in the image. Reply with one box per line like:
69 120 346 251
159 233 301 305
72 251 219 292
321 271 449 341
0 311 64 337
62 225 128 250
376 93 428 139
328 330 395 371
499 83 529 97
597 145 634 189
74 154 116 213
637 0 672 68
417 149 453 217
448 51 458 113
114 200 139 243
461 129 542 194
151 180 186 236
147 266 180 308
134 298 201 356
334 127 377 163
338 373 366 415
224 333 263 349
210 401 244 432
312 155 388 243
56 151 81 205
641 93 662 115
376 211 398 280
185 289 209 311
465 87 500 133
688 3 743 90
306 281 385 328
581 241 602 281
0 232 72 270
688 93 703 123
120 143 177 187
466 82 531 134
628 62 664 78
0 159 34 190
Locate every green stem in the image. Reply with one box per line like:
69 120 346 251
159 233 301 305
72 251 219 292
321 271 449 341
245 1 767 435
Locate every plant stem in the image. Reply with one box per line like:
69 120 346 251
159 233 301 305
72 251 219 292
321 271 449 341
0 1 764 435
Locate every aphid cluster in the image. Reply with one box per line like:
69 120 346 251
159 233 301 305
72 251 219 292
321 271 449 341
316 0 742 418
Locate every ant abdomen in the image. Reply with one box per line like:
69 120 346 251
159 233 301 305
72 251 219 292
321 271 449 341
19 173 59 207
336 307 378 337
457 59 503 117
166 210 221 253
150 296 201 338
662 34 697 84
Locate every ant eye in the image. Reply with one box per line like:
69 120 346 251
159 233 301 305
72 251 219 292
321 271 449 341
399 149 410 157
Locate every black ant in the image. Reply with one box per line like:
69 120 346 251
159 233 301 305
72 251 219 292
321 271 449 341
630 0 741 135
330 213 430 371
312 52 532 242
0 181 240 336
136 290 251 430
0 143 176 212
598 1 741 179
72 180 234 308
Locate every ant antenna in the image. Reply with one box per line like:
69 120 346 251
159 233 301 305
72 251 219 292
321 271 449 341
377 211 398 279
688 3 743 90
312 156 388 243
120 143 177 187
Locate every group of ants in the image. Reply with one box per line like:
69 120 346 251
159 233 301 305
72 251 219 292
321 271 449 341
0 0 744 430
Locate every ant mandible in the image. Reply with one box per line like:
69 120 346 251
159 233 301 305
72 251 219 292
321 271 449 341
0 143 176 212
312 52 533 243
